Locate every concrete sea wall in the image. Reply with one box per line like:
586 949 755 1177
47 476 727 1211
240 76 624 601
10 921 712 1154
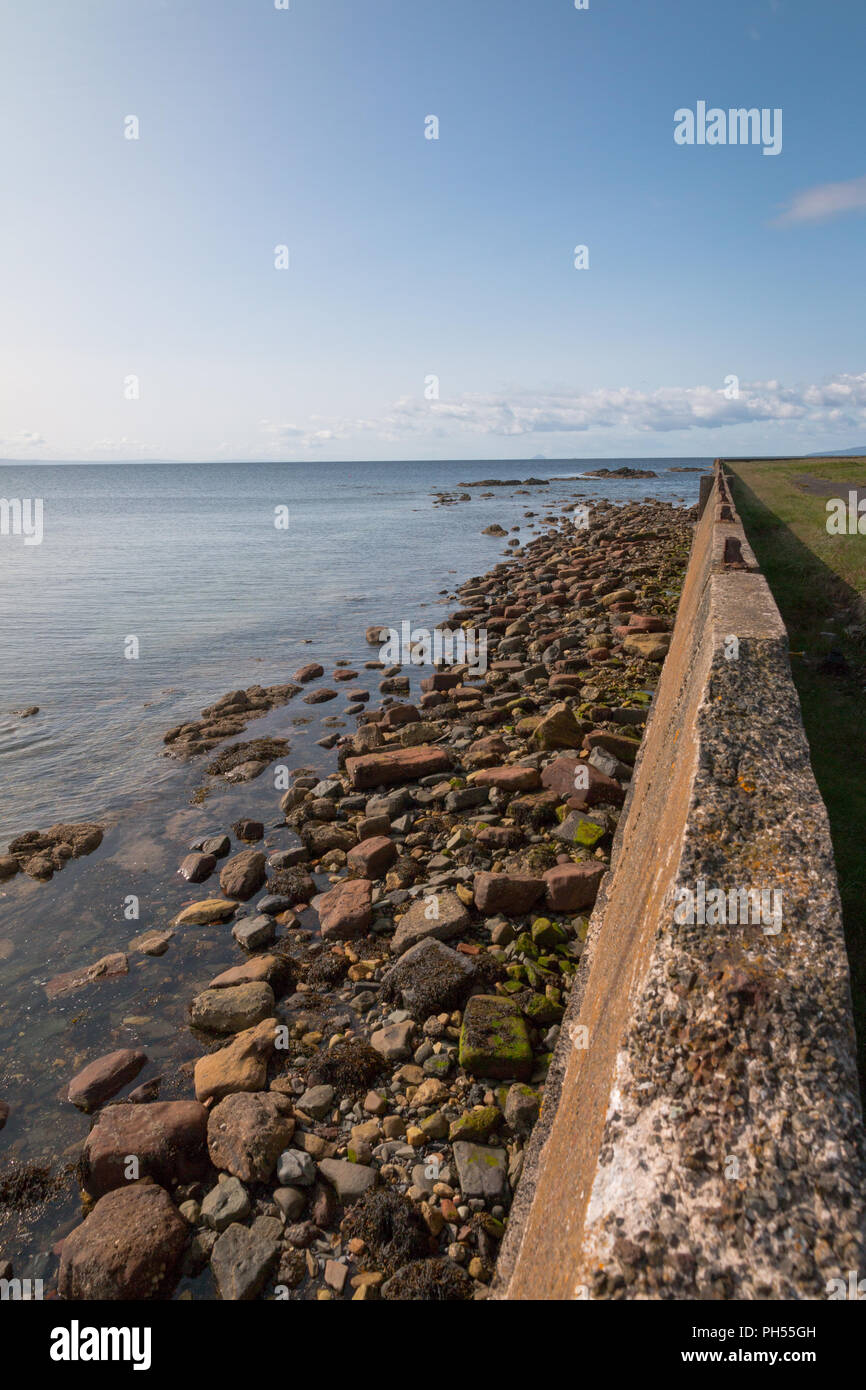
495 462 866 1300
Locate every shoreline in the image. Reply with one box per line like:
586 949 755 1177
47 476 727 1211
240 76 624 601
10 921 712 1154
0 488 696 1300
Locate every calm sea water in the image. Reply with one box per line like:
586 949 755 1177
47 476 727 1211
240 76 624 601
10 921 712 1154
0 459 705 845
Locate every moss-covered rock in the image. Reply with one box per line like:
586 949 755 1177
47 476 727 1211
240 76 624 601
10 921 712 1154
458 995 533 1081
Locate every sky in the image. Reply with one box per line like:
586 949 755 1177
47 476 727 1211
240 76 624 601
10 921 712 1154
0 0 864 464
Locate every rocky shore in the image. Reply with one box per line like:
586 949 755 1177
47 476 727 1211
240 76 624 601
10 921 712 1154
4 493 695 1301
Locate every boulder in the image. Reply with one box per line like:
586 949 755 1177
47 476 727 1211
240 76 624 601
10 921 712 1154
219 850 266 901
83 1100 208 1196
194 1018 277 1103
390 890 471 955
207 1091 295 1182
189 982 275 1034
58 1184 187 1300
345 746 452 791
381 938 475 1017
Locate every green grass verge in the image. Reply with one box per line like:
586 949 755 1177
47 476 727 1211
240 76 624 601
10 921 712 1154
725 456 866 1100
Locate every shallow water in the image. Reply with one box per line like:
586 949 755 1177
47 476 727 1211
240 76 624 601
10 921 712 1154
0 458 703 1284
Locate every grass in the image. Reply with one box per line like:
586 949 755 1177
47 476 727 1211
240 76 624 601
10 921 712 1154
724 456 866 1100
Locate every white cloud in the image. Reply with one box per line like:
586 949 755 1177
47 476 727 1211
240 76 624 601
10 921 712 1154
250 373 866 453
774 175 866 225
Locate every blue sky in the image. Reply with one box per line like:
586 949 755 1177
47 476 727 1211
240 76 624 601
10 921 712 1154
1 0 864 462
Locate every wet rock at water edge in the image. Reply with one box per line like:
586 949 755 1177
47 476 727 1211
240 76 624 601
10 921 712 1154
82 1099 209 1196
58 1183 188 1300
67 1048 148 1112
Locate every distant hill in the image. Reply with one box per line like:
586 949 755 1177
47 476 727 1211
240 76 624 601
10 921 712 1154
808 447 866 457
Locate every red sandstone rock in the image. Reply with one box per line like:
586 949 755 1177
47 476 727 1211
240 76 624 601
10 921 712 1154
293 662 324 682
468 765 541 792
543 863 606 912
541 757 625 806
59 1183 188 1300
83 1099 209 1196
67 1048 148 1112
346 836 398 879
345 746 452 790
316 878 373 939
474 872 546 916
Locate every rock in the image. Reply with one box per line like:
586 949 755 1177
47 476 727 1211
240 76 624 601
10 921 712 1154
468 764 542 794
390 890 471 955
201 1176 251 1231
189 982 275 1034
58 1184 187 1300
0 1101 8 1130
449 1106 501 1143
210 1222 279 1300
208 955 287 989
201 834 231 857
232 819 264 841
532 702 588 750
83 1100 208 1196
553 811 606 848
345 746 452 791
303 687 338 704
293 662 324 682
194 1018 277 1103
452 1141 509 1201
0 856 19 881
232 914 276 950
318 1158 377 1204
128 928 174 956
370 1021 414 1061
273 1186 307 1222
346 836 397 878
543 862 605 911
276 1149 317 1187
623 631 671 661
67 1048 148 1112
473 872 545 916
173 898 237 927
458 995 533 1081
219 850 266 901
504 1083 540 1134
178 852 216 883
43 952 129 1000
208 1091 295 1182
540 756 625 807
8 821 103 881
316 878 373 940
381 938 475 1016
297 1084 335 1119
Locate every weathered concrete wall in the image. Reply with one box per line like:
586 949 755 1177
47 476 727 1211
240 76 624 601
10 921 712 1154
495 462 866 1300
